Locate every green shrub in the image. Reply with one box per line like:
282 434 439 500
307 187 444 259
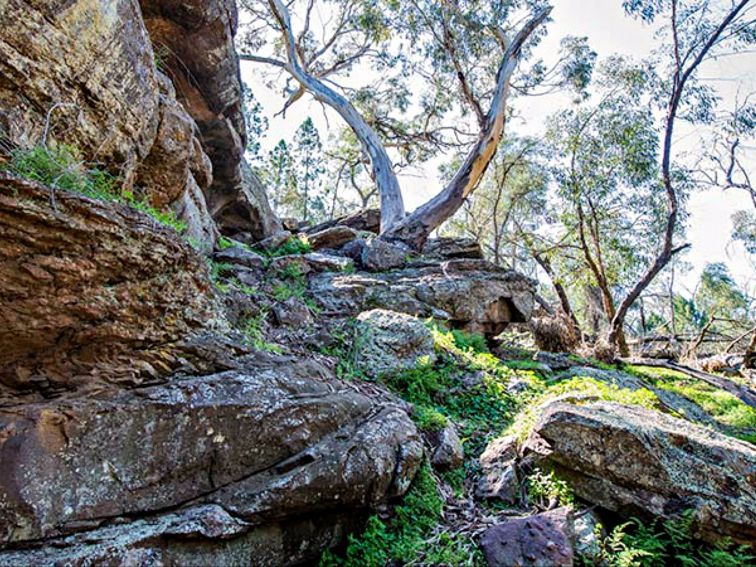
3 144 117 200
526 468 574 508
320 463 483 566
593 512 755 567
450 329 489 353
267 235 312 258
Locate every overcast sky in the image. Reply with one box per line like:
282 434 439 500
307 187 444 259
242 0 756 293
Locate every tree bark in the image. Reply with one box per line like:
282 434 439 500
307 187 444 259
260 0 405 232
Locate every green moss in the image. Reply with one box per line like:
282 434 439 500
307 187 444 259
626 365 756 434
504 376 660 443
592 511 755 567
321 463 483 567
412 405 448 432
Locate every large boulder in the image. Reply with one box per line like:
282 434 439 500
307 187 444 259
0 0 160 182
0 357 423 562
311 259 536 336
0 176 222 399
354 309 437 378
525 401 756 545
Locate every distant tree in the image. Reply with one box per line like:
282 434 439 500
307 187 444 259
544 57 664 354
602 0 753 354
262 139 297 214
291 117 327 223
242 84 269 168
239 0 594 247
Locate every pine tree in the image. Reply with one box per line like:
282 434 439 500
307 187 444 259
292 117 326 223
263 140 296 214
241 83 268 168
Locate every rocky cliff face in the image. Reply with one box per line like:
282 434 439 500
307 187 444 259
0 0 280 252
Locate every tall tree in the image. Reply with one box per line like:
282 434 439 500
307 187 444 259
292 117 327 223
242 83 269 168
605 0 754 353
262 140 297 214
239 0 592 247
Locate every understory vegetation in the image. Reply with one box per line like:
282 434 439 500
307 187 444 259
2 144 187 233
592 512 755 567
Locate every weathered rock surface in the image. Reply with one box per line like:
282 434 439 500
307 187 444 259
308 226 360 251
0 357 423 561
476 435 520 504
0 176 222 399
307 209 381 235
312 259 536 336
140 0 281 239
0 0 159 182
427 423 464 471
480 507 576 567
355 309 437 378
361 238 409 271
423 237 483 260
526 401 756 545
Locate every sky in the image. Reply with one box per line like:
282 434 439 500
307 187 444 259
242 0 755 294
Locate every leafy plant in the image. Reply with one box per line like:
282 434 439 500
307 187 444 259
526 468 574 509
320 463 483 566
592 512 755 567
3 144 187 233
266 235 312 258
240 312 282 354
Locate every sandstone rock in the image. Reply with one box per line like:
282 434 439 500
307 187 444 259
480 507 576 567
423 237 484 260
476 435 520 504
273 297 313 327
304 252 354 273
0 358 423 558
140 1 282 239
213 246 266 270
527 401 756 545
311 259 536 336
308 226 360 251
355 309 437 378
175 174 218 254
573 510 602 562
307 208 381 235
251 230 293 252
361 238 409 271
0 0 159 184
428 423 464 471
0 176 221 400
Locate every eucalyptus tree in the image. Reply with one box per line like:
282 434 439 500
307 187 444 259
603 0 755 352
545 57 665 354
238 0 593 247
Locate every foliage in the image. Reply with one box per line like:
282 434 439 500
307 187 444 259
526 467 574 509
3 144 187 232
271 262 308 301
449 329 489 354
594 511 755 567
504 376 659 443
321 463 483 567
292 117 327 223
240 313 283 354
626 365 756 436
266 235 312 258
242 82 269 167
